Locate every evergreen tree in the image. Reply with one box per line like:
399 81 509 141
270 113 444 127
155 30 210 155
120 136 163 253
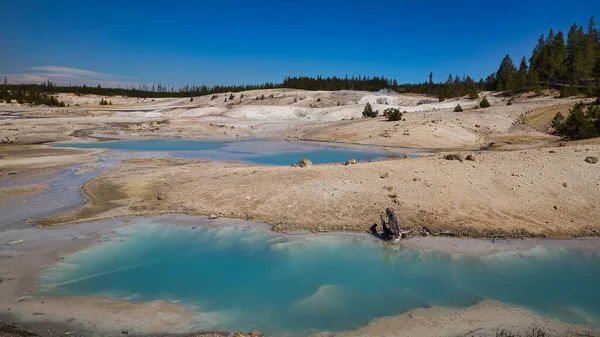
362 103 378 118
496 54 517 92
549 31 568 83
566 23 586 87
527 69 542 93
516 56 528 91
479 96 491 108
383 108 402 121
530 34 546 79
584 17 598 92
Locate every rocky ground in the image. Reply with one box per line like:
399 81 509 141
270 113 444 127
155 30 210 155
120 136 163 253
1 89 600 337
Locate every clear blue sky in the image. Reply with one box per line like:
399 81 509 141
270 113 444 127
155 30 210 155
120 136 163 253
1 0 598 87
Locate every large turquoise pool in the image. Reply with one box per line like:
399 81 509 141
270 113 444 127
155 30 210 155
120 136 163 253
38 222 600 336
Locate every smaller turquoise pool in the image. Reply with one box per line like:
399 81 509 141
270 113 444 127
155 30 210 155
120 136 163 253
53 139 408 165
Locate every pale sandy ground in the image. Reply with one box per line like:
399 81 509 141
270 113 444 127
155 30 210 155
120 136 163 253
1 89 600 336
0 89 590 150
323 301 595 337
1 216 597 337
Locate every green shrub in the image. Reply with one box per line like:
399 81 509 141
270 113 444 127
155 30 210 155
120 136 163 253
454 104 463 112
479 96 491 108
552 103 600 140
362 103 378 118
383 108 403 121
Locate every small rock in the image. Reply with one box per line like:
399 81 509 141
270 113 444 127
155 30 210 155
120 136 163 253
344 159 357 165
475 124 480 128
209 214 218 219
465 154 475 161
549 150 556 153
298 158 313 168
380 172 389 179
156 195 163 200
553 206 558 210
584 156 598 164
563 183 568 188
444 154 462 161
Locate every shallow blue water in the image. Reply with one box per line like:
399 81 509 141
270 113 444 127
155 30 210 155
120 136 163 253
39 224 600 336
54 139 403 165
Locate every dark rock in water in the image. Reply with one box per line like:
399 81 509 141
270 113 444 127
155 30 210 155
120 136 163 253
465 154 475 161
585 156 598 164
444 154 462 161
298 158 312 168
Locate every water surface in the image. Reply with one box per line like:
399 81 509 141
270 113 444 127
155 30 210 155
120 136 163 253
54 139 408 165
39 222 600 336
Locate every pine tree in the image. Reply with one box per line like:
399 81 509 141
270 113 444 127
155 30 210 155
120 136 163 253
584 17 598 93
496 54 517 92
530 34 547 82
362 103 378 118
516 57 528 92
566 23 586 87
527 69 542 93
549 31 568 83
479 96 491 108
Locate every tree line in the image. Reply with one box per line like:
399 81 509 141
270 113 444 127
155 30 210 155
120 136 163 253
488 17 599 96
1 78 65 107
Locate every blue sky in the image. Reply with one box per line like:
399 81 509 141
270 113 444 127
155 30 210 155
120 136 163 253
1 0 598 87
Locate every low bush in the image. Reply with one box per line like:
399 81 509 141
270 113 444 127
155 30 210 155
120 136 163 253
383 108 403 121
362 103 378 118
552 103 600 140
479 96 491 108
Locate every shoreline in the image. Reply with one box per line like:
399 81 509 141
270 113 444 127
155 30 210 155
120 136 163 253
1 214 599 336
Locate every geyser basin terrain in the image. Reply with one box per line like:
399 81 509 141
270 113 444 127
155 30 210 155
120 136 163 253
54 139 410 165
39 221 600 336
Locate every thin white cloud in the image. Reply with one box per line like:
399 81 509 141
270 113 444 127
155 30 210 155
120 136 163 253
29 66 127 80
1 66 140 88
